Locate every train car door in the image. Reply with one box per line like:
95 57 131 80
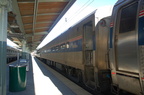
83 21 93 65
83 21 95 88
116 2 138 73
113 1 143 94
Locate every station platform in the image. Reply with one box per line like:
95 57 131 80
6 56 92 95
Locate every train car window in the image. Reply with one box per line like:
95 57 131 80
53 47 56 51
60 45 63 49
47 49 51 52
119 3 138 33
63 45 65 49
61 44 66 49
56 46 59 51
66 43 69 49
83 21 93 50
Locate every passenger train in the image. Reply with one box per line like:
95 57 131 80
35 0 144 95
7 45 21 63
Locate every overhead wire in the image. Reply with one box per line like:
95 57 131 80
68 0 92 20
58 0 94 32
67 0 94 23
37 0 95 49
56 0 94 38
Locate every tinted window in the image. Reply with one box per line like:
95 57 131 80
119 3 138 33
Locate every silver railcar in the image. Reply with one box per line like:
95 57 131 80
36 0 144 94
38 6 113 93
110 0 144 94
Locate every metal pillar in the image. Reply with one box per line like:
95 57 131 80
22 40 27 59
26 47 30 71
0 0 11 95
26 47 30 60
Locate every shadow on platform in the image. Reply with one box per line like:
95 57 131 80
34 57 76 95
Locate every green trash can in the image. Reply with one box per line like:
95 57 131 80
9 64 27 92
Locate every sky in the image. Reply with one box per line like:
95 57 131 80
7 0 118 50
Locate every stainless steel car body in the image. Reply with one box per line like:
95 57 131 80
38 6 113 92
109 0 144 94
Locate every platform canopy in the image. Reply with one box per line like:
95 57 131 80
7 0 75 51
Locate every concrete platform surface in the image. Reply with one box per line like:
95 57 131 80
6 56 92 95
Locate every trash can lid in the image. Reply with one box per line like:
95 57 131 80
9 65 17 67
18 64 27 67
9 64 27 67
20 59 27 63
